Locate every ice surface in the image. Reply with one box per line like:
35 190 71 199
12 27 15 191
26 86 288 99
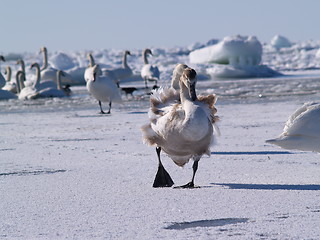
1 37 320 239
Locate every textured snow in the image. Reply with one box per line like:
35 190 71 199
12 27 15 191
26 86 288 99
1 37 320 239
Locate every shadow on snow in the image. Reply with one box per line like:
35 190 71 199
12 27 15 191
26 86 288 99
164 218 249 230
211 183 320 191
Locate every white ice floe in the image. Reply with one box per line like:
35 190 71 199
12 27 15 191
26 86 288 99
189 35 262 66
270 35 292 50
189 35 280 78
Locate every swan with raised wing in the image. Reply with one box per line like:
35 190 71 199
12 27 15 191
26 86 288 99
141 49 160 88
266 102 320 152
86 64 122 114
141 67 219 188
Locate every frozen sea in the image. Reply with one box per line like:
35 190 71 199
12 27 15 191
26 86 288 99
1 38 320 239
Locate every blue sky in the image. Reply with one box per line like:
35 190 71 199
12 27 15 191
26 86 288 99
2 0 319 52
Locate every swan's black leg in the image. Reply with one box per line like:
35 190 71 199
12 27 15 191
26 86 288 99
106 101 112 114
153 147 174 188
175 159 200 189
99 101 106 114
144 77 149 89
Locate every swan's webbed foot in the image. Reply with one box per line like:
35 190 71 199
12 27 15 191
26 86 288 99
153 147 174 188
153 162 174 188
174 182 200 189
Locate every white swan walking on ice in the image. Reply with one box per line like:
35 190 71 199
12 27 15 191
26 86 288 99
141 66 219 188
141 49 160 88
266 102 320 152
86 64 122 114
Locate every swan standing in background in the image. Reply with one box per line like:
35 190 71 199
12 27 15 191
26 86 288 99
0 55 6 88
2 66 17 93
266 102 320 152
102 50 133 85
141 67 219 188
39 46 75 85
141 49 160 88
86 64 122 114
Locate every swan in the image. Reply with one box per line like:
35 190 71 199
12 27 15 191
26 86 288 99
86 64 122 114
141 49 160 88
2 66 17 93
102 50 133 84
0 55 6 88
0 66 17 100
40 46 76 85
37 70 69 98
266 102 320 152
141 67 219 188
16 59 35 87
18 70 39 100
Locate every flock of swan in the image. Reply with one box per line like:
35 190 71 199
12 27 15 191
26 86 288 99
1 46 320 188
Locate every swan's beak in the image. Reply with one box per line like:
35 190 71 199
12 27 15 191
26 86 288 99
189 82 197 101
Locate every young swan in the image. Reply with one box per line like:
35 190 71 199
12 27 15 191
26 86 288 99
141 67 219 188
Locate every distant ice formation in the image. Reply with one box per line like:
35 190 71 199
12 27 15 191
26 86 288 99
189 35 262 66
189 35 280 78
270 35 292 49
49 52 76 70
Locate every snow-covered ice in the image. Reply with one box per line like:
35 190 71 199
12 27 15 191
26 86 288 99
1 36 320 239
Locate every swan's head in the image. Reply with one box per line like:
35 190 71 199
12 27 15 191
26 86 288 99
125 50 131 56
181 68 197 101
87 53 95 67
39 46 47 54
0 55 5 62
16 59 24 66
144 48 153 56
171 64 188 90
57 70 65 78
30 62 40 70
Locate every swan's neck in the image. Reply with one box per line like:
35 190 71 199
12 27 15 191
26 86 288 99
143 51 149 64
123 52 129 68
33 65 41 88
5 66 11 82
180 81 192 104
16 72 25 92
88 54 95 67
179 80 197 105
19 61 26 74
41 48 48 71
56 71 62 90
